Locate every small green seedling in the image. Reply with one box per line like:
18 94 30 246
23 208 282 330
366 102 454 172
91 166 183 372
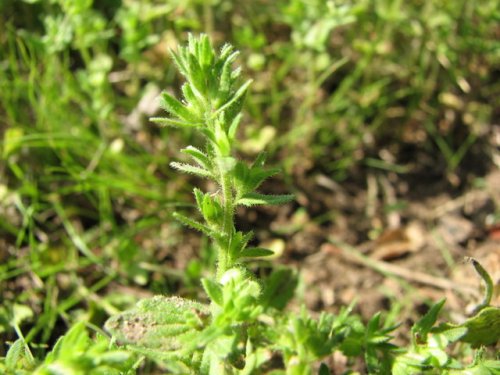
104 35 500 374
393 257 500 374
1 322 135 375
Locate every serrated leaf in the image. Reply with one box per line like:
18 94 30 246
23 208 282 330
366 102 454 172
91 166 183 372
202 278 223 306
236 193 294 207
239 247 274 258
170 162 213 178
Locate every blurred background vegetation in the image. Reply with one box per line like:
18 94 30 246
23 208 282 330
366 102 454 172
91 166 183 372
1 0 499 366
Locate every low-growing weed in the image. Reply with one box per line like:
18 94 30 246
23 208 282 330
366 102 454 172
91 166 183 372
101 35 498 374
1 2 498 370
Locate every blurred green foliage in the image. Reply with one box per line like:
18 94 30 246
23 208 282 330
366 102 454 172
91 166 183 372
0 0 498 372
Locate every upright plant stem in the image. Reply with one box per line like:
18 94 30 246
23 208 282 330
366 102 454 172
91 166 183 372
217 172 234 280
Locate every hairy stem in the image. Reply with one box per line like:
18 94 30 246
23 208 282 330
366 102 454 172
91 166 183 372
217 172 234 280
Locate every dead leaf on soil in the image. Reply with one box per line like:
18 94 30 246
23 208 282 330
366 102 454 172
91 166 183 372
371 221 426 260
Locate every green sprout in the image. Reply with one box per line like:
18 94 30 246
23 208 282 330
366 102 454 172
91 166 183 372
149 34 294 280
103 35 500 375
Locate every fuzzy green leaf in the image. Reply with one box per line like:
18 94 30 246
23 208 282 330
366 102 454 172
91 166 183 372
170 162 213 178
233 161 281 196
5 339 25 370
219 43 234 61
187 52 207 96
214 124 231 156
261 268 298 311
252 152 267 168
214 79 252 117
226 231 255 260
193 188 205 210
201 194 224 225
181 83 205 112
239 247 274 258
202 278 223 306
433 306 500 347
173 212 213 236
45 322 89 363
216 156 237 173
236 193 294 207
460 306 500 346
218 51 239 100
159 92 198 122
412 299 446 344
439 326 468 343
227 113 242 140
150 117 202 128
199 34 214 68
105 296 209 353
181 146 211 170
170 50 189 77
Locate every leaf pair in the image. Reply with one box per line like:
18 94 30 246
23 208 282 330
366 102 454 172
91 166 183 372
202 268 262 323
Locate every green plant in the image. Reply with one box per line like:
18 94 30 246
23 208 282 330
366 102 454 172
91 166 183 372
1 322 136 375
104 35 499 374
104 34 363 374
0 1 193 364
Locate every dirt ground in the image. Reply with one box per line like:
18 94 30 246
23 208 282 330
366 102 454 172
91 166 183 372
273 160 500 344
